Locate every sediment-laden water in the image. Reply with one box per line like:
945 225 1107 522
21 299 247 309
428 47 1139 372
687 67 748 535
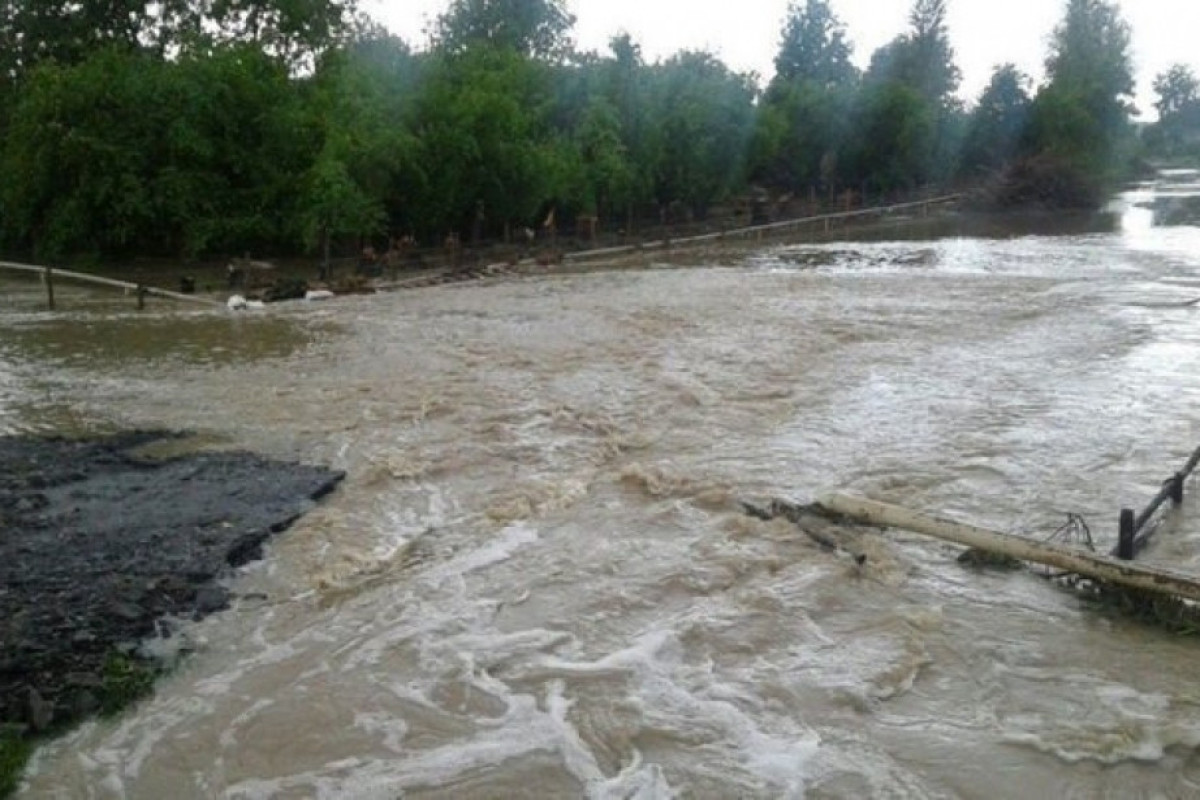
7 175 1200 798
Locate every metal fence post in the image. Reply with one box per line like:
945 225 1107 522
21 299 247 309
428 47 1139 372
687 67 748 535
1118 509 1136 560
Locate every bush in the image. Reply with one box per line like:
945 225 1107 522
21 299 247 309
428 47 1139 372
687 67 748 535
982 154 1105 210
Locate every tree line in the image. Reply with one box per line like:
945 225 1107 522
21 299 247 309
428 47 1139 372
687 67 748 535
0 0 1193 263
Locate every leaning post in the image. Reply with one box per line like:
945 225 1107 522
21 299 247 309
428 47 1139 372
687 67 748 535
136 284 147 310
1118 508 1136 560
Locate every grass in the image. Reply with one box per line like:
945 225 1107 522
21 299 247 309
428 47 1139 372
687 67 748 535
0 729 32 799
0 651 160 798
97 651 158 717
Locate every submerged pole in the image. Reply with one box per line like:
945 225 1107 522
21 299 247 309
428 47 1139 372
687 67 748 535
43 267 55 311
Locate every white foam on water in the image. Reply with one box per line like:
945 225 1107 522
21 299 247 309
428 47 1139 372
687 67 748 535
422 521 540 587
1000 682 1200 765
531 628 819 797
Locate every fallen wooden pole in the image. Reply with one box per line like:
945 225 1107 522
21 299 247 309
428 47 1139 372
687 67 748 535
816 494 1200 603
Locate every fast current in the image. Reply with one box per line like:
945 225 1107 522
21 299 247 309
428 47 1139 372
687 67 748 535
6 174 1200 797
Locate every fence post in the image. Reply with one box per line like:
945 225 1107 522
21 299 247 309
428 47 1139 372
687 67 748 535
1171 473 1185 505
1118 508 1136 560
136 285 147 310
43 267 55 311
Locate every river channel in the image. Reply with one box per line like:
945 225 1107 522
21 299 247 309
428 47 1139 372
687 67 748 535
7 175 1200 798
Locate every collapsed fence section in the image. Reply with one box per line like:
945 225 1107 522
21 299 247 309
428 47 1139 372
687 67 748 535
1115 443 1200 561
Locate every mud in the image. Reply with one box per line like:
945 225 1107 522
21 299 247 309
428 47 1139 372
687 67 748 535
0 431 343 736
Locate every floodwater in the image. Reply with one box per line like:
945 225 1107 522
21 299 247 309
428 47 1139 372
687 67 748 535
7 175 1200 798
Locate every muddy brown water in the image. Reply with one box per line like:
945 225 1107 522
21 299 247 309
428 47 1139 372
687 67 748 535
6 176 1200 797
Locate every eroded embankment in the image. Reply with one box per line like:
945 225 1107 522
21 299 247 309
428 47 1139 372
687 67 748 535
0 431 343 740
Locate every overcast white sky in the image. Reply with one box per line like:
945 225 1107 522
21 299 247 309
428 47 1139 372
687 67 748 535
367 0 1200 118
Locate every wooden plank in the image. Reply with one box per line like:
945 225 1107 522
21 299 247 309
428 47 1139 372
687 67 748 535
816 493 1200 603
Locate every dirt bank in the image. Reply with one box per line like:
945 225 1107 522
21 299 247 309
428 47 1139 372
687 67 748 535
0 431 343 738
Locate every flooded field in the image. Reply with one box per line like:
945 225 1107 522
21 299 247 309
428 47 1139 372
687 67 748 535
7 175 1200 798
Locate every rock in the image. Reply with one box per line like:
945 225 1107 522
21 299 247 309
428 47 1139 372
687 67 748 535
25 688 53 732
109 601 146 622
226 531 268 567
72 690 98 717
193 585 230 615
262 278 308 303
65 672 102 689
14 494 48 513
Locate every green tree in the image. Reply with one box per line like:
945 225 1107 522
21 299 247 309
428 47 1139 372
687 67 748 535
856 0 962 189
1154 64 1200 120
773 0 856 88
0 0 357 78
1145 64 1200 160
411 47 559 238
0 0 146 78
432 0 575 60
602 33 656 224
866 0 959 106
903 0 960 104
570 99 634 218
846 81 936 191
642 51 757 217
161 45 315 255
753 0 856 194
752 81 850 193
962 64 1031 174
297 33 421 257
202 0 359 66
0 43 318 259
1033 0 1134 170
0 48 164 259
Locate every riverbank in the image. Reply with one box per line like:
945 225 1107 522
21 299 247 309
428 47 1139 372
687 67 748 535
0 193 967 309
0 431 343 796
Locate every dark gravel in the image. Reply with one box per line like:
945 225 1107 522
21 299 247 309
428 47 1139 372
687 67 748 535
0 431 343 734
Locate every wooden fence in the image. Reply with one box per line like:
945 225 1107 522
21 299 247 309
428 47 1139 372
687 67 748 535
0 261 221 310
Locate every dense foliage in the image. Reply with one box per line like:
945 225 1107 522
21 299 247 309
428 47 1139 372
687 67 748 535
0 0 1181 262
1145 64 1200 162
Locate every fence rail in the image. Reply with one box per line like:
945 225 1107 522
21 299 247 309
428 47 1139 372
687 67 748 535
0 261 222 309
560 194 964 266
